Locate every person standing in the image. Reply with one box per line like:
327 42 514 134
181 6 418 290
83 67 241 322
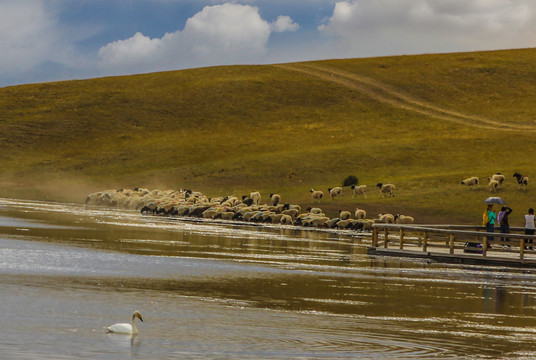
484 204 497 245
525 208 535 250
498 206 512 247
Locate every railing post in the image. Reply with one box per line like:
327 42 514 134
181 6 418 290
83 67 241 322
423 232 428 252
384 227 389 248
372 227 378 247
449 234 455 254
520 239 525 261
400 228 405 249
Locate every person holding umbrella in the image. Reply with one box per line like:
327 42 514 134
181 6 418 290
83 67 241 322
482 198 506 245
485 204 497 247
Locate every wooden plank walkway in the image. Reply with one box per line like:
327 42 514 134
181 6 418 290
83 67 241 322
368 224 536 268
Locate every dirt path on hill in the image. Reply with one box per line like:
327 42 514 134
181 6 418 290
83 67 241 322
276 63 536 132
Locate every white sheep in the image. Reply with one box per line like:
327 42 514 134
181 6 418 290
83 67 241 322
488 178 499 193
355 208 367 220
305 207 323 215
377 213 395 224
394 214 414 224
281 208 299 219
490 173 505 185
350 185 367 198
309 189 324 202
376 183 395 198
328 187 343 199
461 176 479 187
269 193 281 206
279 214 294 225
250 191 261 206
339 210 351 220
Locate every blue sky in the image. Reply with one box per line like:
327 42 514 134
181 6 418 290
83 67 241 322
2 0 535 87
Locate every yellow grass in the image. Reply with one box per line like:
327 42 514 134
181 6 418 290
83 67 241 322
1 48 535 225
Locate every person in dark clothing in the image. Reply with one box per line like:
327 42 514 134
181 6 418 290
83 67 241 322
498 206 512 247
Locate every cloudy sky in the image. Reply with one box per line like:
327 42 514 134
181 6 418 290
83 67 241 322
1 0 535 87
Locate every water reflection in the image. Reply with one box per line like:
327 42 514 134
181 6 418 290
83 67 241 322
1 198 536 358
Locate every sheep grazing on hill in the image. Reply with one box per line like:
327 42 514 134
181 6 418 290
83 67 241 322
350 185 367 198
309 189 324 202
490 173 505 185
250 191 261 206
488 178 499 193
513 172 529 191
461 177 479 187
376 183 395 198
339 210 351 220
269 193 281 206
394 214 414 224
328 187 343 199
355 208 367 220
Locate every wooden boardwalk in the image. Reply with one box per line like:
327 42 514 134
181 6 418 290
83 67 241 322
369 224 536 268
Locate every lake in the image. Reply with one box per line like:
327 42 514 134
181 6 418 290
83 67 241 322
1 197 536 359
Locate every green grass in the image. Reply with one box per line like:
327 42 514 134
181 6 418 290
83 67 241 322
1 48 536 225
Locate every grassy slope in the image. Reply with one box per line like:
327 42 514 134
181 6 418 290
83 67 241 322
1 48 535 225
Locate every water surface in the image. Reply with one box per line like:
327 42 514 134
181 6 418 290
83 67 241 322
1 198 536 359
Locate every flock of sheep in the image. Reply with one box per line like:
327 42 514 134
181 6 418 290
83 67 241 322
85 184 413 232
309 182 396 201
461 172 530 192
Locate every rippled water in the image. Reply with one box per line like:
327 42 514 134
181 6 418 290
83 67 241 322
1 198 536 359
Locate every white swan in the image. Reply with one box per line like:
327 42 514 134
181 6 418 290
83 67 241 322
106 311 143 334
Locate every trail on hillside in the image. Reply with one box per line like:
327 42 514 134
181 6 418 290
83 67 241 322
276 63 535 132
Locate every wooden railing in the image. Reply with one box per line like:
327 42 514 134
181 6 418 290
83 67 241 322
371 224 536 261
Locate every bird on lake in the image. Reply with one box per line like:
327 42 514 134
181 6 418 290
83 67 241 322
106 311 143 334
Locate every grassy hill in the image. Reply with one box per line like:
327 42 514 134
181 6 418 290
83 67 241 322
1 48 536 225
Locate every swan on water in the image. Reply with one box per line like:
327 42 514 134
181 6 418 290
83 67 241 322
106 311 143 334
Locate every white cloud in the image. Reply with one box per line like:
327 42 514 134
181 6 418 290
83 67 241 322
270 16 300 33
98 3 298 75
319 0 536 57
0 1 61 74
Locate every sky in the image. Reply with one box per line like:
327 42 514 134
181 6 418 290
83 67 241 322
1 0 535 87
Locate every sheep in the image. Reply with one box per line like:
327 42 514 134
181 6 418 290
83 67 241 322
394 214 414 224
490 173 505 185
350 185 367 198
488 178 499 193
324 218 341 229
241 195 254 206
377 213 395 224
281 208 299 219
513 172 529 191
218 212 236 220
461 177 479 187
339 210 351 220
85 191 102 205
328 187 343 199
279 214 294 225
250 191 261 206
355 208 367 220
357 219 375 231
269 193 281 206
309 189 324 202
376 183 395 198
306 207 323 215
304 216 330 228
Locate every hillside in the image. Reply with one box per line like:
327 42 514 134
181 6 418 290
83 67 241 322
1 48 536 225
